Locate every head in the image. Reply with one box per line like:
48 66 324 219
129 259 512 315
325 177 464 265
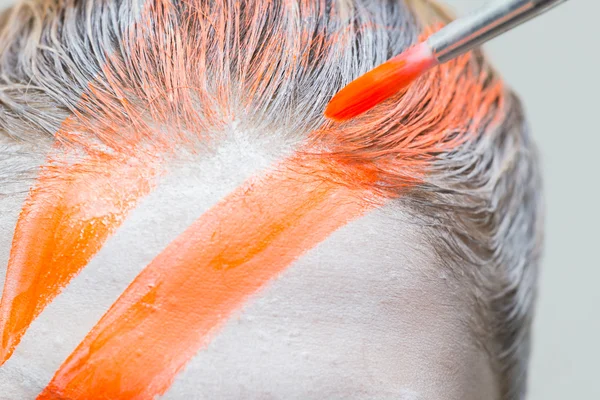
0 0 542 399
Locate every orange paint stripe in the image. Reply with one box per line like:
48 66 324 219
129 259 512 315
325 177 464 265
38 154 376 399
0 149 156 365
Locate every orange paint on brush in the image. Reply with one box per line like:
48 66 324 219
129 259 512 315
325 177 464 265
0 148 156 365
38 155 376 400
325 42 438 121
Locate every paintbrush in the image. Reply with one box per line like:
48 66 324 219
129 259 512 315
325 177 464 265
325 0 569 121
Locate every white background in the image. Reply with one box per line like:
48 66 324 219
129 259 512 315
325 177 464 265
1 0 598 399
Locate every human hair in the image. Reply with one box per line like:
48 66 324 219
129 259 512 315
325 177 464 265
0 0 542 399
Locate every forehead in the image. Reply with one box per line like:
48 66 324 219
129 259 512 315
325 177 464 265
0 134 493 399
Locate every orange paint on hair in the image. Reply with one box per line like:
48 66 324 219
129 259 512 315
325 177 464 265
38 154 376 399
317 36 504 196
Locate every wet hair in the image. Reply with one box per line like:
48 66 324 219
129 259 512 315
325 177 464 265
0 0 542 398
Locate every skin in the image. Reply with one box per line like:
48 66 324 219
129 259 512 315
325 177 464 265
0 131 498 399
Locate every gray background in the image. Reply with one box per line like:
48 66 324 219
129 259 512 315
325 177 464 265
443 1 599 399
0 0 597 399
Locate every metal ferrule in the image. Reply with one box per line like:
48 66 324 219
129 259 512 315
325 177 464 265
427 0 568 64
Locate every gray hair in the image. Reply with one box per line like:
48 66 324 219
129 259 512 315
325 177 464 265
0 0 542 399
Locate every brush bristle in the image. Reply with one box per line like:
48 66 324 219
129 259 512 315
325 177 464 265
325 42 436 121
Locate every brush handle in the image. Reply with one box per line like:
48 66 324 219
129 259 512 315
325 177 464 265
427 0 568 63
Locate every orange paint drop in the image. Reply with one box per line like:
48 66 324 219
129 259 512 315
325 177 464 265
38 155 375 400
0 151 155 365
